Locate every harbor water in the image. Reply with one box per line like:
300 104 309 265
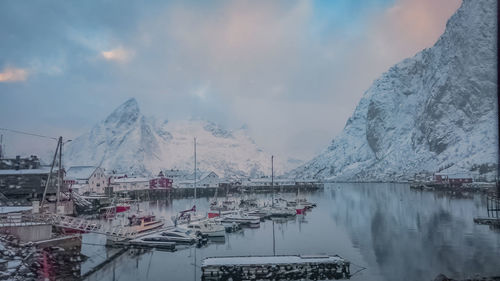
81 183 500 281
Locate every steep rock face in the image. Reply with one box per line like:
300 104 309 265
64 98 287 177
293 0 497 181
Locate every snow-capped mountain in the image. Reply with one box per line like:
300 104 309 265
64 98 286 177
292 0 498 182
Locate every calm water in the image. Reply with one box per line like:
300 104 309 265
82 183 500 281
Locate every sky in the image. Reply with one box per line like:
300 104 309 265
0 0 462 162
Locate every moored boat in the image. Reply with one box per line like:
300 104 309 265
159 228 201 244
183 220 225 237
220 212 260 226
127 214 164 233
172 205 206 225
115 203 131 213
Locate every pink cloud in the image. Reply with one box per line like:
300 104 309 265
101 47 134 62
0 66 28 82
368 0 462 59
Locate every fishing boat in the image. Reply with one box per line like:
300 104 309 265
172 205 206 225
208 198 239 218
127 214 164 233
115 203 131 213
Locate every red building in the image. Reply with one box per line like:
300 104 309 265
433 172 473 187
149 172 173 189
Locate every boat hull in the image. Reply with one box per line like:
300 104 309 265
116 205 131 213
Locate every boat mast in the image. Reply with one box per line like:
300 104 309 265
272 155 276 256
194 137 197 200
193 137 197 281
271 155 274 207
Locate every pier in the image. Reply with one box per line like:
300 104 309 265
201 255 350 280
124 183 324 201
474 193 500 227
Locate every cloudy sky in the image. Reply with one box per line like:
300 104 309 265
0 0 461 162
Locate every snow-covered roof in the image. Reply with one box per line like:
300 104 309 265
248 178 295 183
448 173 472 179
66 166 98 180
199 171 218 180
0 206 33 214
435 172 472 179
0 168 51 175
177 180 194 184
112 177 149 183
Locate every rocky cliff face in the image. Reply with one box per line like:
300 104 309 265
293 0 498 181
64 98 286 177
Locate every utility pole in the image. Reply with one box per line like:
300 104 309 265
0 134 3 159
41 139 60 210
56 137 62 213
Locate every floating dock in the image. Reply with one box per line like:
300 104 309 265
473 217 500 227
106 238 176 251
201 254 350 280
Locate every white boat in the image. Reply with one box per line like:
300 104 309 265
295 198 316 209
184 220 225 237
269 207 296 217
220 212 260 226
128 236 176 250
245 208 271 219
158 227 200 244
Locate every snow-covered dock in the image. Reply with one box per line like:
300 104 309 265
106 238 176 251
473 217 500 227
201 254 350 280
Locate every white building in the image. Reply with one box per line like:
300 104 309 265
111 177 150 192
177 171 219 188
66 166 106 194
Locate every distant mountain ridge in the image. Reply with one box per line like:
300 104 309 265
64 98 291 177
292 0 498 181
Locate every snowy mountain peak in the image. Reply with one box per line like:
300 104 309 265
65 99 287 177
104 98 140 127
203 121 233 139
292 0 498 182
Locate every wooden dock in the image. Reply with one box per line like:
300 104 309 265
201 254 350 280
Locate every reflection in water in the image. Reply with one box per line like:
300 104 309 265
83 184 500 281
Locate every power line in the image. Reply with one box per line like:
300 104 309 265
0 127 57 140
